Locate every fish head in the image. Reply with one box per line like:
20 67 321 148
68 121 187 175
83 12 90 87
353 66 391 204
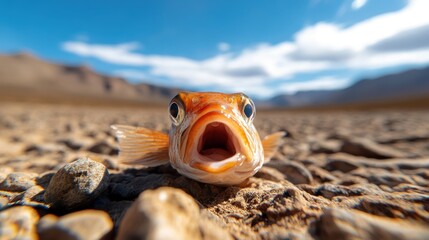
168 92 264 185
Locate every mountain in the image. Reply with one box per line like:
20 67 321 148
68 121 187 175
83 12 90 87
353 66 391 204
266 66 429 108
2 52 428 109
0 52 180 106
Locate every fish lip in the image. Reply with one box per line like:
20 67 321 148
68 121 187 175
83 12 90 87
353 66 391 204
184 111 250 172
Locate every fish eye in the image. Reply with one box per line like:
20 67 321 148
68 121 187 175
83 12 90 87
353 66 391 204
244 103 253 118
241 94 255 121
169 100 184 125
169 102 179 119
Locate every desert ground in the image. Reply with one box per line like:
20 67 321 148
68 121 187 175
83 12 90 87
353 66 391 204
1 102 429 239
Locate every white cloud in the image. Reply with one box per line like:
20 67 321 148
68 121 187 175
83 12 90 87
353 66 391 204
278 77 352 94
218 42 230 52
352 0 367 10
62 0 429 98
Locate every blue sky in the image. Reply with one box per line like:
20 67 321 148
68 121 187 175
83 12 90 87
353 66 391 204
1 0 429 98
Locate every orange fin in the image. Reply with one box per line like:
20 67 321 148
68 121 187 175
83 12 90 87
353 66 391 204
111 125 170 167
262 132 285 163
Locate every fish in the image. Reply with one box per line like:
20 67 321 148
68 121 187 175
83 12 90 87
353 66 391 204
111 92 285 185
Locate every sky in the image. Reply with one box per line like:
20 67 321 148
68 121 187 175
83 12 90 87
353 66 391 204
1 0 429 99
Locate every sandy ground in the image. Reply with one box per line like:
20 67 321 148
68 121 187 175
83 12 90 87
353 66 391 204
1 102 429 239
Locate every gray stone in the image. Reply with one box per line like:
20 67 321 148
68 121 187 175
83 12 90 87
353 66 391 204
310 139 342 154
325 159 359 173
254 166 285 182
340 137 411 159
44 157 109 209
57 138 85 150
117 187 203 240
25 143 66 155
0 172 36 192
13 185 45 203
0 206 39 240
368 172 415 187
317 208 429 240
38 210 113 240
266 160 313 184
86 141 118 155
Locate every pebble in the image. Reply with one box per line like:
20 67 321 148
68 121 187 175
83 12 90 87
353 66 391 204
310 139 342 154
368 172 415 187
0 206 39 239
0 196 8 208
266 160 313 184
38 210 113 240
44 157 109 209
324 159 359 173
13 185 45 203
307 165 338 183
0 172 36 192
117 187 203 240
57 138 85 150
25 143 66 155
340 137 410 159
86 141 118 155
317 208 429 240
315 184 367 199
254 166 285 182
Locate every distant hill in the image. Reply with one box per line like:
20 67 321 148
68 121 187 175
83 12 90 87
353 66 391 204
0 52 180 106
1 52 428 109
265 66 429 108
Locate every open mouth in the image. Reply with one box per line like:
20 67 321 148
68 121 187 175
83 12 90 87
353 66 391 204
197 122 238 161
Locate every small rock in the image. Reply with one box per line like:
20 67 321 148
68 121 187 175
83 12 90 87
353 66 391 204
0 190 18 201
57 138 84 150
25 143 66 155
317 208 429 240
308 165 338 183
367 172 415 187
117 187 203 240
13 185 45 203
38 210 113 240
377 134 429 144
0 196 8 208
0 206 39 239
340 137 411 159
44 157 109 209
0 172 36 192
254 166 285 182
310 139 342 154
316 184 367 199
355 198 428 220
324 159 359 173
266 160 313 184
86 141 118 155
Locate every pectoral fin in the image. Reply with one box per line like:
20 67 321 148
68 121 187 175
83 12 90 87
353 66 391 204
262 131 285 163
111 125 170 167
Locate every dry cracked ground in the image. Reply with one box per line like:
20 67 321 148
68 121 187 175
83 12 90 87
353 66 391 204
0 102 429 240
